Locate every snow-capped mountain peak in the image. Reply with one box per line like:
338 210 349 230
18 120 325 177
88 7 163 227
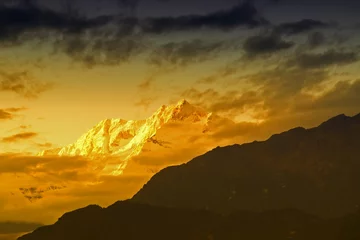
39 100 227 175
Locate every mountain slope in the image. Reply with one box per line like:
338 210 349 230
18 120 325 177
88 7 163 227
17 201 360 240
39 99 231 175
132 113 360 218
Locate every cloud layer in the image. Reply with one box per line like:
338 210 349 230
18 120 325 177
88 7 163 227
0 71 52 98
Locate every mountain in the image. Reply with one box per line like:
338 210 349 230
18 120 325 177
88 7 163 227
39 99 231 175
132 113 360 218
17 200 360 240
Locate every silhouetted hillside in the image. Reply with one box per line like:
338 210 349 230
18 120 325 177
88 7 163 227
132 113 360 217
18 201 360 240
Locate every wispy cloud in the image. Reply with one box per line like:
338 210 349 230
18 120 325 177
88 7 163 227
274 19 330 36
134 96 158 110
288 49 358 69
0 107 27 121
2 132 38 143
243 33 294 57
0 70 52 98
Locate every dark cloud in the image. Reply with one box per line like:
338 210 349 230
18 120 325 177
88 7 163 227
0 107 27 120
274 19 329 36
243 33 294 56
141 1 268 34
116 0 140 16
0 4 112 44
19 185 65 202
0 1 268 67
0 70 52 98
148 39 224 67
289 50 358 69
0 1 266 44
1 132 38 143
307 31 326 48
0 221 43 234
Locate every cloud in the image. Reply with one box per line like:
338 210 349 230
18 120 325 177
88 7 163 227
148 39 225 67
3 107 27 113
181 88 263 120
35 142 53 149
0 1 266 43
244 67 330 118
298 79 360 112
116 0 140 16
134 97 158 110
181 62 332 120
181 88 220 104
274 19 329 36
0 70 52 98
141 1 267 34
307 31 326 49
197 75 218 84
243 33 294 56
0 154 95 182
57 34 146 68
180 79 360 145
288 50 358 69
137 77 155 90
2 132 38 143
196 60 242 85
0 1 267 67
0 107 27 120
19 185 66 202
0 110 13 120
0 4 112 44
209 91 261 114
0 221 43 234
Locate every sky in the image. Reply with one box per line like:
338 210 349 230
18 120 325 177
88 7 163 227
0 0 360 237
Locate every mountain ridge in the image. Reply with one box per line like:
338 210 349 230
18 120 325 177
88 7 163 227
17 200 360 240
132 112 360 218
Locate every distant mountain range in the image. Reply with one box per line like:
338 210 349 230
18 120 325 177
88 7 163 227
132 113 360 218
39 99 231 175
20 112 360 239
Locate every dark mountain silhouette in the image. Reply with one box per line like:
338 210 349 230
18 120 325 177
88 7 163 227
17 201 360 240
18 113 360 240
132 113 360 218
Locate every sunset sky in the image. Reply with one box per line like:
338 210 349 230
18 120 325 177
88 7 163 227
0 0 360 237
